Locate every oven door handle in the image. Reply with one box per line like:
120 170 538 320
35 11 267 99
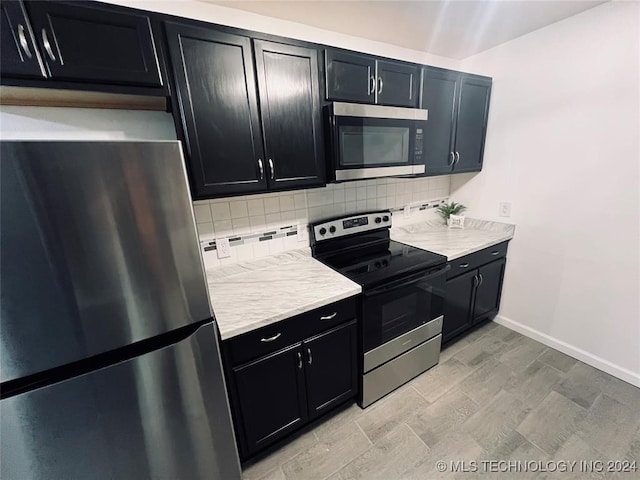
364 264 450 297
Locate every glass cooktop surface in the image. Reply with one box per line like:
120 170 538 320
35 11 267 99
318 240 447 288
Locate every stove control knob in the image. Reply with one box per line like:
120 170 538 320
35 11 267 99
374 261 381 269
382 260 389 267
375 217 382 224
319 227 327 236
329 226 337 234
382 215 390 222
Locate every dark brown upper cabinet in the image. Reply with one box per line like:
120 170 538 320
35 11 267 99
164 23 267 198
421 67 491 175
1 1 46 78
164 22 326 199
253 40 325 191
324 50 375 104
325 50 419 108
1 1 163 87
454 74 493 173
376 60 419 107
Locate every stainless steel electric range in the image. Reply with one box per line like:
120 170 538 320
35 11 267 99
311 211 449 407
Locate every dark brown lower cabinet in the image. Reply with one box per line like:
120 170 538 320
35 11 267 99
442 270 477 342
474 258 506 319
232 343 308 455
443 245 508 344
226 318 358 460
303 322 358 420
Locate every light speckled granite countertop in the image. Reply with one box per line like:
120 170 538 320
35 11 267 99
391 218 515 260
206 249 361 340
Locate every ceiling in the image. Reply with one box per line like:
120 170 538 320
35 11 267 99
209 0 607 59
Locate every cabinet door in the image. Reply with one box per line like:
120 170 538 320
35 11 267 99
376 60 419 108
254 40 326 190
25 1 161 86
473 258 506 321
443 270 477 343
0 1 45 78
165 23 266 198
325 49 375 103
421 68 459 176
453 74 492 173
232 343 307 457
303 321 357 420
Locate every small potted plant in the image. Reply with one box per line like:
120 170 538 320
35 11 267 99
436 201 467 228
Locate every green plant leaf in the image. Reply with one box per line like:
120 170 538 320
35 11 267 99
436 201 467 221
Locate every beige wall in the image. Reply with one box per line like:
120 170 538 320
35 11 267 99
451 1 640 386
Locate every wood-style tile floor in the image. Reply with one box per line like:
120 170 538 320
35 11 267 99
242 322 640 480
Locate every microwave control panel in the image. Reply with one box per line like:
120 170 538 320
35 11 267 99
414 128 424 163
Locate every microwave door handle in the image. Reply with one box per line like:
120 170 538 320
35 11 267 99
364 264 451 297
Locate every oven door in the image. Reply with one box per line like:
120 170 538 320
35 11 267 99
362 265 449 353
331 103 427 180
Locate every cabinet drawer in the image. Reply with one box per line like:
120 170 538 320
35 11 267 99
224 297 358 367
447 241 509 279
476 241 508 267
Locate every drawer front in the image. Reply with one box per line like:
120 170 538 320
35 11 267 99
447 241 509 279
448 252 481 279
308 298 358 334
362 333 441 408
476 241 509 267
224 297 358 367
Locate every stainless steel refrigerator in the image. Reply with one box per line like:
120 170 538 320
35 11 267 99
0 141 242 479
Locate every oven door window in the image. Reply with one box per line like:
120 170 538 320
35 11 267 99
362 273 445 352
337 117 413 168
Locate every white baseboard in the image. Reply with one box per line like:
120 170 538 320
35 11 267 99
494 314 640 388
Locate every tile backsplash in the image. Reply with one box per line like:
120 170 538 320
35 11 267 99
195 176 451 268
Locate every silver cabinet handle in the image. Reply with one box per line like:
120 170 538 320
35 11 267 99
479 273 484 286
41 28 56 62
260 332 281 343
369 75 376 95
491 251 500 256
455 151 460 165
377 76 383 94
268 158 275 180
473 274 479 287
449 152 455 166
320 312 337 321
307 348 312 365
257 158 264 180
18 24 32 58
459 262 469 268
297 351 303 369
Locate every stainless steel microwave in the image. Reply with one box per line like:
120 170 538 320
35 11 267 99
326 102 428 181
